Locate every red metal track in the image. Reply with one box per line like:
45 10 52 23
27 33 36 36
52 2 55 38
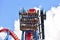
0 28 19 40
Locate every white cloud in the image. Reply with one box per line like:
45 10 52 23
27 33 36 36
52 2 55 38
14 19 22 40
14 19 20 31
0 32 7 40
0 27 4 30
0 27 7 40
45 6 60 40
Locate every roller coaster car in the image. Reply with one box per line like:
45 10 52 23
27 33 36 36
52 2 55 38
20 9 39 31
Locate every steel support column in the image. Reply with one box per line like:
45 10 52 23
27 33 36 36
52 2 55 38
4 31 10 40
35 30 38 40
21 31 24 40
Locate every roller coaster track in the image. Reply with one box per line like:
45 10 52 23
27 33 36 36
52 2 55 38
0 28 19 40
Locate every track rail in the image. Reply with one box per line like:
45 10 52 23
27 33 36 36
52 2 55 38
0 28 19 40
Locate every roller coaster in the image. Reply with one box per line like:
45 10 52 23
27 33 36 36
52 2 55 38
0 8 46 40
19 8 46 40
0 28 19 40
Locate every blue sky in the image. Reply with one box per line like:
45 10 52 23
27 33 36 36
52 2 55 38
0 0 60 30
0 0 60 40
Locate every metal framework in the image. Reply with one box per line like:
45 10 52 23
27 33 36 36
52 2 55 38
19 8 46 40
